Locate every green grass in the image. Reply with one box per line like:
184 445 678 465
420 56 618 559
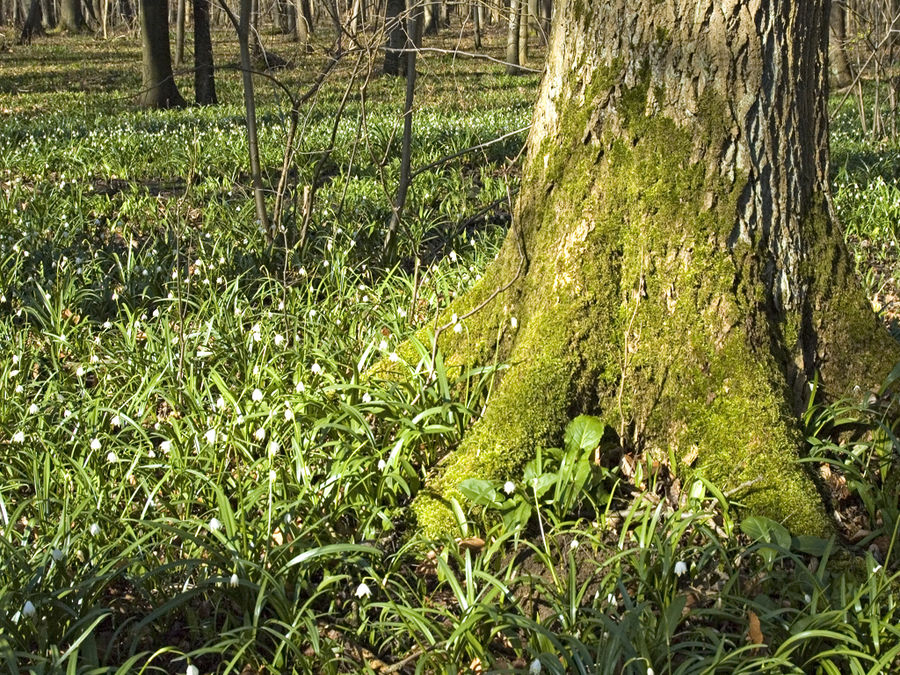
1 29 899 674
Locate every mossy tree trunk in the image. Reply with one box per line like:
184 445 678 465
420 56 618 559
138 0 186 108
410 0 899 538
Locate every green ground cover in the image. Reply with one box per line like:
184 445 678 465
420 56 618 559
0 30 898 674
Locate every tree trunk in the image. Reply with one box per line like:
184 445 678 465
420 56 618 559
193 0 217 103
58 0 86 30
138 0 186 107
174 0 186 65
505 0 519 74
517 0 527 66
39 0 55 29
829 0 853 88
409 0 899 538
383 0 405 75
19 0 43 42
295 0 312 50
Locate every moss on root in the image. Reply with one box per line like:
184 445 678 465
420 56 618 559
404 63 893 540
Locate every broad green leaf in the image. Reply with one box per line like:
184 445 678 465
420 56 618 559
564 415 606 452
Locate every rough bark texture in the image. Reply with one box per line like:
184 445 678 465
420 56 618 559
138 0 186 108
828 1 853 87
402 0 898 538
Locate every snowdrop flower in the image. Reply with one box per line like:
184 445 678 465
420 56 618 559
355 582 372 599
451 313 458 324
14 384 22 393
102 320 112 329
570 539 579 550
804 593 812 603
160 440 172 453
251 388 263 402
90 438 102 451
12 355 19 365
216 396 226 410
254 427 266 441
106 451 118 463
50 548 64 562
453 322 463 333
268 440 280 456
111 415 121 427
607 592 616 604
186 666 199 675
511 316 518 329
63 409 72 418
28 403 39 414
647 669 655 675
22 600 36 619
274 334 284 347
377 459 386 471
295 381 306 393
12 430 25 443
503 480 515 495
378 339 388 351
388 352 399 362
208 517 222 532
89 523 101 537
90 354 99 363
229 573 239 588
76 366 85 377
674 561 688 577
284 406 294 421
529 658 542 674
204 429 217 444
362 392 372 403
311 363 322 375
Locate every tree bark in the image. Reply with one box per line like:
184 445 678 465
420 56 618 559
19 0 43 43
138 0 186 107
383 0 405 75
294 0 312 51
408 0 899 538
174 0 186 66
829 0 853 87
505 0 520 74
193 0 217 104
58 0 86 30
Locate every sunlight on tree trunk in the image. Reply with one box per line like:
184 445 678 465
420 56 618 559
405 0 899 539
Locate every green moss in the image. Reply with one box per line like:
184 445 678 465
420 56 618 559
408 52 856 540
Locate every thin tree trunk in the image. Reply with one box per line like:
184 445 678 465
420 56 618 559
174 0 186 65
19 0 43 42
472 0 480 49
829 0 853 87
505 0 520 74
194 0 217 103
383 0 404 75
238 0 270 232
517 0 527 66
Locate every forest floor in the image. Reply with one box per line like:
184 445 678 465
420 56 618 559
1 23 899 675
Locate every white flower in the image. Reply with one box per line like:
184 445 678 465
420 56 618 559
362 392 372 403
377 459 386 471
268 440 280 456
388 352 399 363
102 320 112 329
12 430 25 444
106 451 118 463
76 366 85 377
284 406 294 421
216 396 226 410
229 573 239 588
453 322 463 333
50 548 64 562
63 409 72 418
274 334 284 347
570 539 579 550
204 429 217 444
607 592 616 604
28 403 39 415
22 600 36 619
503 480 515 495
209 517 222 532
511 316 518 329
89 523 101 537
160 440 172 453
451 313 458 324
873 564 883 573
254 427 266 441
355 582 372 599
647 668 655 675
111 415 121 427
186 666 199 675
674 561 688 577
295 381 306 393
251 388 263 402
804 593 812 603
379 339 388 351
311 363 322 375
90 438 101 451
529 658 542 674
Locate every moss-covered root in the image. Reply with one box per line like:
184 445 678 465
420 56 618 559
412 311 574 539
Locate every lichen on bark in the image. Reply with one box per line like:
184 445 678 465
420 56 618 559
397 0 899 539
